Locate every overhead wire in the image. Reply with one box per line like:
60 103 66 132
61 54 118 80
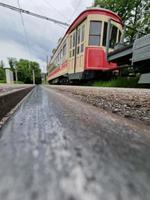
30 0 64 72
17 0 32 60
0 0 70 73
0 2 69 27
30 0 69 29
68 0 81 23
43 0 68 22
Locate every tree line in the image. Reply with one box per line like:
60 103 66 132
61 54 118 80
0 58 42 84
94 0 150 41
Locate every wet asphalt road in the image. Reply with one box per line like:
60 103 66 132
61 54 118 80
0 86 150 200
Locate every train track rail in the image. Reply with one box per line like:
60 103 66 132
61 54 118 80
0 86 150 200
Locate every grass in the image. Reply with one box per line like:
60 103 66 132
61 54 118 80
0 80 25 84
14 81 24 84
92 77 139 88
0 80 6 83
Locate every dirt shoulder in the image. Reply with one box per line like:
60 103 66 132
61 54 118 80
46 85 150 126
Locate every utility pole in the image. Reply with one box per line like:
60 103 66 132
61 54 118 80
46 55 49 73
14 63 18 83
15 68 18 83
32 70 35 84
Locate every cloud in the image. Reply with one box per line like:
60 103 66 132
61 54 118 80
0 0 93 72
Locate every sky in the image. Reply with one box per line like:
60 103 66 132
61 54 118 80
0 0 93 72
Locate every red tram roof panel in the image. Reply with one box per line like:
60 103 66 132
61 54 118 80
66 8 123 34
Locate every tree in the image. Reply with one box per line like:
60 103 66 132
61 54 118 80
0 60 4 68
0 60 6 81
16 59 41 84
7 57 17 71
94 0 150 41
140 6 150 34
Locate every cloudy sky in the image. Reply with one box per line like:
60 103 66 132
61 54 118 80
0 0 93 72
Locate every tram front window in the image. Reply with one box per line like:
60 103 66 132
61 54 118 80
89 21 102 46
110 25 118 48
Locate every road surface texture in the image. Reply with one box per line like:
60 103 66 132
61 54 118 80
0 86 150 200
47 85 150 126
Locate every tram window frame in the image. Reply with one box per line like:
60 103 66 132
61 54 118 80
118 30 122 43
72 49 75 57
77 24 85 55
63 43 66 57
81 25 85 42
110 25 118 48
102 22 108 46
77 28 81 44
70 35 72 49
77 46 80 54
81 44 84 52
70 23 85 58
89 21 102 46
73 32 76 47
69 31 76 58
69 50 72 58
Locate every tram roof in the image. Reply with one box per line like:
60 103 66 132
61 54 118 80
66 8 123 34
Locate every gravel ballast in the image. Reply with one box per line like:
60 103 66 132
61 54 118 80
47 86 150 126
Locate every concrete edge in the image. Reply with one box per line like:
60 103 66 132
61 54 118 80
0 86 34 129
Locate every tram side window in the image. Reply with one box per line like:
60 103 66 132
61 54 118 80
81 44 84 52
69 51 72 57
80 25 85 53
77 28 80 44
81 25 85 42
70 35 72 49
110 25 118 48
89 21 102 46
73 32 76 47
77 46 80 54
60 49 63 59
103 22 108 46
63 43 66 56
73 49 75 56
77 28 81 55
69 35 72 58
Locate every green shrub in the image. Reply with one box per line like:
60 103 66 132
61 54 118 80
0 80 6 83
93 77 139 88
0 67 6 81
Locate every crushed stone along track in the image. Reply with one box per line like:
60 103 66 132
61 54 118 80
47 85 150 126
0 86 150 200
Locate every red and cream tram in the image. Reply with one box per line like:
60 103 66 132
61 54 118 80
47 8 123 84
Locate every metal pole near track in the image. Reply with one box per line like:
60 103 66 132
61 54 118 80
32 70 35 85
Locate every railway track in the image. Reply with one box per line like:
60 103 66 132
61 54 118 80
0 86 150 200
